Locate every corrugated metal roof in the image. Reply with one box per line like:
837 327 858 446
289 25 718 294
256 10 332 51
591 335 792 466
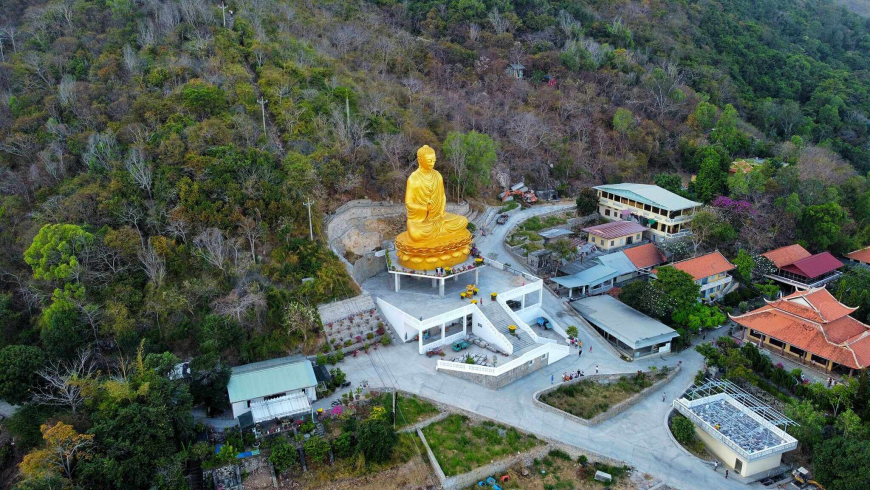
597 252 637 276
594 183 700 211
538 228 574 239
571 295 678 349
227 358 317 403
250 392 311 422
583 221 648 240
552 264 618 288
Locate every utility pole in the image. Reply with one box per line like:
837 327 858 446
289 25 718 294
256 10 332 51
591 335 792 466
303 198 315 241
219 3 228 28
345 94 351 137
257 97 268 134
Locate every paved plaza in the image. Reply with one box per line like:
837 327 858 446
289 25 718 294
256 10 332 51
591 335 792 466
312 203 757 490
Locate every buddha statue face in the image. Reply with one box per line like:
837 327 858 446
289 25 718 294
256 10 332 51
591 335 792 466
417 145 436 171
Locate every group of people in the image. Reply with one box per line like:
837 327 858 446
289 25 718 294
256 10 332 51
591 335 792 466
562 369 584 381
569 337 590 357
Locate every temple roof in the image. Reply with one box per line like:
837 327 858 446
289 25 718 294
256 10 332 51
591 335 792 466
761 244 812 269
731 288 870 369
780 252 843 279
666 251 735 281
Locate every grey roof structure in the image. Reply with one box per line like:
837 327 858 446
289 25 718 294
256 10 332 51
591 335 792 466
227 357 317 403
594 183 701 211
571 295 678 349
551 264 618 288
597 252 637 276
538 228 574 240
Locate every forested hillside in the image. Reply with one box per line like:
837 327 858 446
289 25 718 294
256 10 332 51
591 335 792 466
0 0 868 488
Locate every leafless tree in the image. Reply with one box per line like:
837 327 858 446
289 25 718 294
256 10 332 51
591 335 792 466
643 61 685 118
487 8 510 34
124 147 153 198
139 240 166 287
194 228 228 273
402 77 423 104
23 52 54 88
211 285 266 323
1 26 18 54
166 214 190 243
122 44 141 76
331 23 367 57
558 10 581 39
236 212 263 261
57 75 77 107
33 350 95 414
797 145 855 186
82 131 118 171
508 112 548 153
468 23 480 43
137 19 155 47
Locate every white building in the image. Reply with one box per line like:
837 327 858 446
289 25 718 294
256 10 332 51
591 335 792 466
227 357 318 424
593 183 701 243
673 380 798 478
571 295 679 358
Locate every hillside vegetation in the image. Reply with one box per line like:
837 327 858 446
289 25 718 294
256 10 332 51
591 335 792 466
0 0 867 489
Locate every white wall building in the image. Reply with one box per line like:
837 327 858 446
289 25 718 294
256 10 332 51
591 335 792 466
227 357 318 423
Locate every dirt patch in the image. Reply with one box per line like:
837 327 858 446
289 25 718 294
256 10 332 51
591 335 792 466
278 457 436 490
489 456 639 490
242 455 274 489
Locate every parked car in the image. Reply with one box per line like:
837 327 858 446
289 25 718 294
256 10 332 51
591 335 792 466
536 317 552 329
452 340 471 351
506 299 522 310
496 214 509 225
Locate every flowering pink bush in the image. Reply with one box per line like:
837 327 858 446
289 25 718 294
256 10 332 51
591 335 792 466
712 196 756 215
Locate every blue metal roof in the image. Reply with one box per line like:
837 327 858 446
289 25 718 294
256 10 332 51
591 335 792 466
598 252 637 276
594 183 700 211
227 358 317 403
552 264 619 288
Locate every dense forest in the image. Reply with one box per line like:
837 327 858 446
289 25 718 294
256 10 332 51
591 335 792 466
0 0 868 488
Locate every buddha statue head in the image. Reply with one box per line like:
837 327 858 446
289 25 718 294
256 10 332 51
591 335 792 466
417 145 436 171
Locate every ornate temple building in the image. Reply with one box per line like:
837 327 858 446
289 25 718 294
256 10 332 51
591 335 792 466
731 288 870 376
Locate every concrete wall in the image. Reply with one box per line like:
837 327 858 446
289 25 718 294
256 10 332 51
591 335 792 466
693 427 782 477
350 251 386 285
532 366 681 426
471 308 513 355
376 297 416 343
441 350 550 389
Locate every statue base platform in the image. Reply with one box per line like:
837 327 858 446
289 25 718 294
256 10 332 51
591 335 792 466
394 229 473 270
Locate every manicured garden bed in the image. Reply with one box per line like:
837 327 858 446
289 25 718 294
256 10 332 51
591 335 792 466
421 414 539 476
540 370 668 420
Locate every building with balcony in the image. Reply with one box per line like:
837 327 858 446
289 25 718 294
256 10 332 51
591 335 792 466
760 244 843 290
552 243 666 299
593 183 701 243
657 251 736 302
582 221 648 251
731 288 870 377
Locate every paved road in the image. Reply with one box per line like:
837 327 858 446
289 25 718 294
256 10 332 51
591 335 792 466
317 205 758 490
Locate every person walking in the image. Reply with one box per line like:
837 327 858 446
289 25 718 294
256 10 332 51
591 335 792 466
551 374 554 384
578 348 582 357
662 393 666 402
595 365 599 374
725 470 729 479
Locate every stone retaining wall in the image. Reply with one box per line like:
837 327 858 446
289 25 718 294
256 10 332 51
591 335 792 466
532 366 681 426
350 251 387 285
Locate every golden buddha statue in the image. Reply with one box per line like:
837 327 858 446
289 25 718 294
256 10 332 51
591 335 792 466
395 145 473 270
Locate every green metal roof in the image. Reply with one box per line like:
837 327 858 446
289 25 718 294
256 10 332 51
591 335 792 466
593 183 700 211
227 358 317 403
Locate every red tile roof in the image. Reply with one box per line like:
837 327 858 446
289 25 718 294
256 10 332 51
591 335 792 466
731 287 870 369
780 252 843 279
761 244 812 268
622 243 666 270
582 221 648 240
668 251 736 281
847 247 870 265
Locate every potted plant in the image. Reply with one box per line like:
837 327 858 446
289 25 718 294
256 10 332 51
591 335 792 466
508 325 517 335
491 292 498 300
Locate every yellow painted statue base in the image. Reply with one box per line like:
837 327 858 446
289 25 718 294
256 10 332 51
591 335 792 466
395 229 473 270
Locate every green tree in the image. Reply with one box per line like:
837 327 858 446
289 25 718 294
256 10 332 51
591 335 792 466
786 399 825 451
180 80 227 116
692 101 718 131
671 415 696 444
710 104 749 155
732 249 754 283
0 345 45 404
575 188 598 215
798 201 848 252
693 149 726 202
612 108 635 134
269 437 298 473
356 419 397 463
814 436 870 490
649 267 700 319
0 293 21 346
727 171 766 198
40 286 89 360
566 325 579 338
24 224 94 282
443 130 498 199
654 173 683 196
303 435 330 464
189 353 231 414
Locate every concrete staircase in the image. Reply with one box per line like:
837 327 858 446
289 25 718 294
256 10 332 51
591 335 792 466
478 302 537 353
